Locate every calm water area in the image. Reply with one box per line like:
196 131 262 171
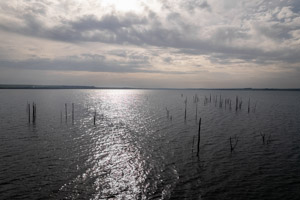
0 89 300 199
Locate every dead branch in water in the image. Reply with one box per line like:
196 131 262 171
230 135 238 152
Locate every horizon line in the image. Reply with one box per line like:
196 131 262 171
0 84 300 91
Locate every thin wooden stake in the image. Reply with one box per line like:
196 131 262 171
248 98 250 113
65 103 67 122
72 103 74 124
197 118 201 157
93 110 96 125
35 103 36 122
184 97 187 121
236 96 238 111
32 102 36 124
260 132 265 144
28 103 31 123
230 135 238 152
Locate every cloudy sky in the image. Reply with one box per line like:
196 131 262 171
0 0 299 88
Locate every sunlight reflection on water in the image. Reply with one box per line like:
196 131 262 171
62 90 166 199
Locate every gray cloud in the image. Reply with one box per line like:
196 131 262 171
1 0 299 66
0 53 150 73
0 53 191 74
71 13 148 32
163 57 172 63
181 0 212 12
0 0 300 87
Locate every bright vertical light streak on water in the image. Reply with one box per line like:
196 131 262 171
61 90 166 199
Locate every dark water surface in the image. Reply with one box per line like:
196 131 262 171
0 89 300 199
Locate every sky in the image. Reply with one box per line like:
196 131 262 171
0 0 299 88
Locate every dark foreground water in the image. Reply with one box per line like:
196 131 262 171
0 89 300 200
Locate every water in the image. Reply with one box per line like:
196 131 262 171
0 89 300 199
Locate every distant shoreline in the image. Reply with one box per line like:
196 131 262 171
0 84 96 89
0 84 300 91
